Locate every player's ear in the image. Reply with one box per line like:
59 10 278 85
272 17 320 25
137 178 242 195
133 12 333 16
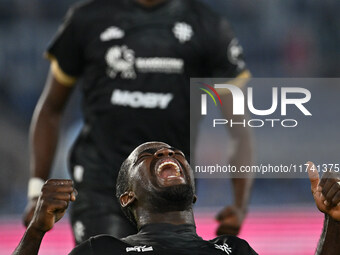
193 194 197 204
120 191 136 207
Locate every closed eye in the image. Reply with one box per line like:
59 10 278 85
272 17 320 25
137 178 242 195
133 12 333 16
136 153 152 163
175 151 185 158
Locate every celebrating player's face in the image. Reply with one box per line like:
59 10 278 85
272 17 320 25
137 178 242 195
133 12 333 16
130 142 191 187
127 142 195 210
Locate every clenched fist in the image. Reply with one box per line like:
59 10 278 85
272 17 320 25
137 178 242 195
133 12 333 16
307 162 340 221
28 179 77 233
215 205 246 236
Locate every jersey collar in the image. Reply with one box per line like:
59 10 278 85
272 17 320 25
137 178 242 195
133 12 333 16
139 223 197 234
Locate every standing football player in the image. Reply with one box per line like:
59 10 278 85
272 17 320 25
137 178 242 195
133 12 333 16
23 0 253 244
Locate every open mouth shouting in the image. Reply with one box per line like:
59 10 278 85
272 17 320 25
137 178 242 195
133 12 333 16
154 158 185 186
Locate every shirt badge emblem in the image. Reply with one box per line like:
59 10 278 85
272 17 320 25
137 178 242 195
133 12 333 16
173 22 193 43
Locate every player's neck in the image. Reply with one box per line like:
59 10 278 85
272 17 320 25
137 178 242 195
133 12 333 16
136 208 195 229
134 0 168 8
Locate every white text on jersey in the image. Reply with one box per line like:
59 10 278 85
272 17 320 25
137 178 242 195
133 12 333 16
111 89 173 109
126 245 154 252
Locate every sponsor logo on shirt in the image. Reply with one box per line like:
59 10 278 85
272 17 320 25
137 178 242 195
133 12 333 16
136 57 184 73
173 22 193 43
73 221 85 243
111 89 173 109
100 26 125 41
73 165 84 183
214 243 233 254
105 45 184 79
126 245 154 252
227 38 245 69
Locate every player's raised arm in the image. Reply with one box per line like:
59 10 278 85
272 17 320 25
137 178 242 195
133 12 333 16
215 86 254 236
14 179 76 255
307 162 340 255
23 4 81 228
22 69 74 227
203 15 254 236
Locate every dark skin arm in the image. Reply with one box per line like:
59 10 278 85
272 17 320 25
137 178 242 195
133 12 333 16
316 215 340 255
22 67 74 227
13 180 77 255
307 162 340 255
215 87 254 236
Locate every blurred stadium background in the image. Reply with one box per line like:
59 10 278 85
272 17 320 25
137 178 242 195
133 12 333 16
0 0 339 254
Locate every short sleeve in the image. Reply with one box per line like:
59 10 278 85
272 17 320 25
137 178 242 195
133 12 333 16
207 18 248 78
45 6 84 85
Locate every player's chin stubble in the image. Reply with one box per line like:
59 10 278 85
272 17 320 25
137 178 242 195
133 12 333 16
147 184 194 212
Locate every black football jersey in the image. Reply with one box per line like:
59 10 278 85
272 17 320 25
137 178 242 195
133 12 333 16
47 0 247 181
69 224 257 255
